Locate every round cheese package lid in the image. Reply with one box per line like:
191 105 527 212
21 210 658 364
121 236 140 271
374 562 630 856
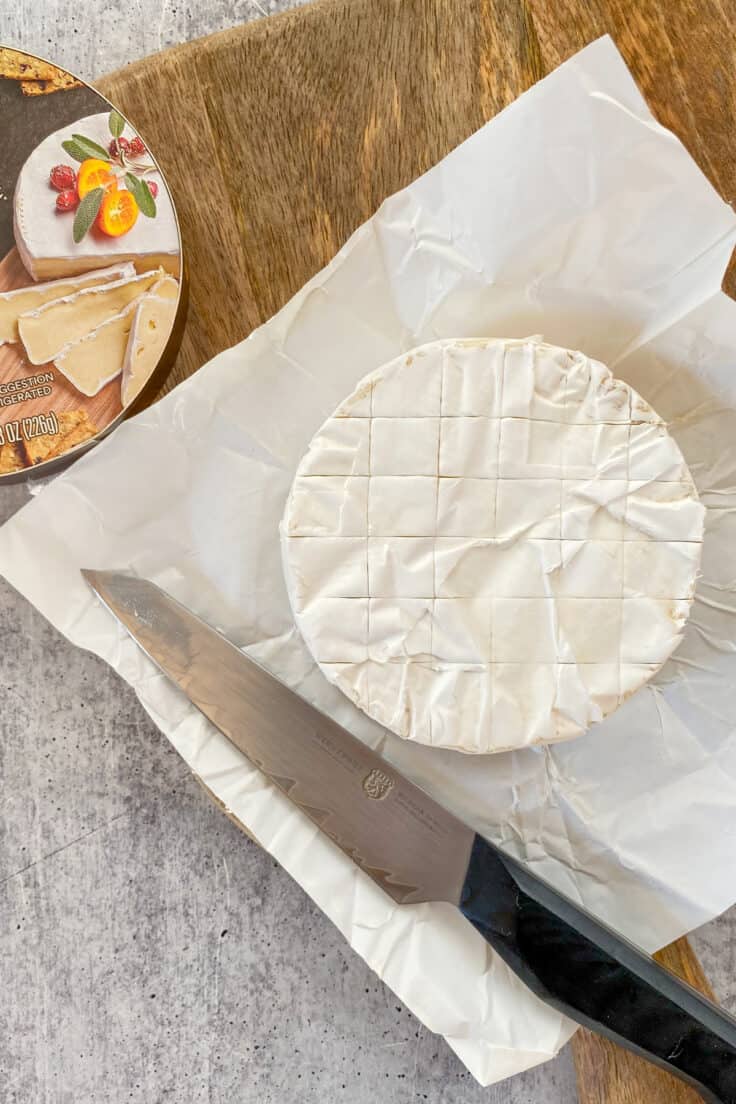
0 47 186 481
281 338 705 755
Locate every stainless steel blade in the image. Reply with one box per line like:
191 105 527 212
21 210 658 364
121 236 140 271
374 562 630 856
82 572 736 1103
83 570 474 906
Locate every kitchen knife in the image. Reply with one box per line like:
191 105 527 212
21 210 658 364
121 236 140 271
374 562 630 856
83 569 736 1104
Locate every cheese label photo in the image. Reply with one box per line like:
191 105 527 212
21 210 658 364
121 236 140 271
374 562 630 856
0 47 185 479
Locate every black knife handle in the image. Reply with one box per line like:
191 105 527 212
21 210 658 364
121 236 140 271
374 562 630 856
459 834 736 1104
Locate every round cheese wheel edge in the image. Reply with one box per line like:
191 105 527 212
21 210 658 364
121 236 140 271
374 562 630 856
281 337 705 755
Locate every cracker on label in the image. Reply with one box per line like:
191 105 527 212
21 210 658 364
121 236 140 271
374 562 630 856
22 409 97 465
0 48 57 82
20 71 83 96
0 440 24 475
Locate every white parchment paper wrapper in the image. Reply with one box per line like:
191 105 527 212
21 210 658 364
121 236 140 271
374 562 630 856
3 36 736 1085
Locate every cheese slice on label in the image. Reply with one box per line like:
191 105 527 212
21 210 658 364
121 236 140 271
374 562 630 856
53 277 177 397
147 276 178 303
0 262 134 346
121 290 178 407
281 338 705 755
18 269 163 365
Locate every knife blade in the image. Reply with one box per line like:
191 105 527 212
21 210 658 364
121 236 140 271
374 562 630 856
83 570 736 1104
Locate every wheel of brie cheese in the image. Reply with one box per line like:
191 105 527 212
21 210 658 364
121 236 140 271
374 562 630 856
281 339 705 754
14 113 180 280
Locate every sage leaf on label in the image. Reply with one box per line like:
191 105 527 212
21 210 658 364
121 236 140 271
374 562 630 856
73 187 104 243
61 139 90 163
70 133 112 161
125 172 156 218
108 109 125 139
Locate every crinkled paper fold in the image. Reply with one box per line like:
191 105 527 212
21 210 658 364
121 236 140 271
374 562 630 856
2 36 736 1086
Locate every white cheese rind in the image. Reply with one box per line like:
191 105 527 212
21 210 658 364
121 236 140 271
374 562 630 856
120 290 178 407
14 113 180 280
0 262 134 346
18 269 162 365
281 338 705 755
53 276 178 397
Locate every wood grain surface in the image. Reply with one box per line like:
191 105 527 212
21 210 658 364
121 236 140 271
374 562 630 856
97 0 736 398
93 3 735 1102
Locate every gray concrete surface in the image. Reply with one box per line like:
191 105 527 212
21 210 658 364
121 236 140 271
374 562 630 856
1 4 734 1103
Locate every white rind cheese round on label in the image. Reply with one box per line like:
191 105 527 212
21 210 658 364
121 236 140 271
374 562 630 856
281 338 705 755
14 113 180 280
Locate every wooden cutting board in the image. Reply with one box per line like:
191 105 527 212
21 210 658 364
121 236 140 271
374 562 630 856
93 2 734 1101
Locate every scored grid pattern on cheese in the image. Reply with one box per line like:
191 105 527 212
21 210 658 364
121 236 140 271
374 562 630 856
282 339 704 754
